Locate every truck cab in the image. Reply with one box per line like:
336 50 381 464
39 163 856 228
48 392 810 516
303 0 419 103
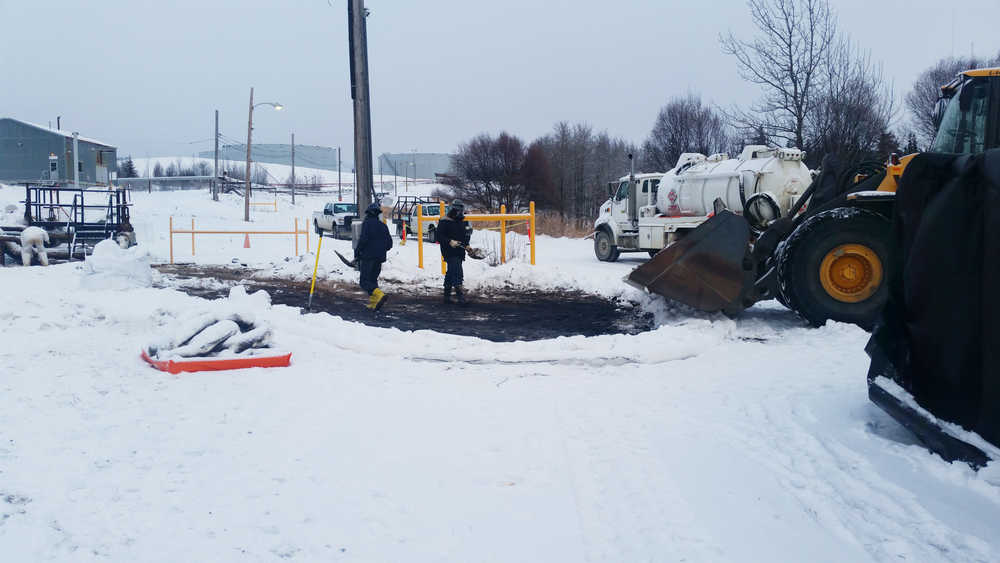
594 172 664 260
313 202 359 239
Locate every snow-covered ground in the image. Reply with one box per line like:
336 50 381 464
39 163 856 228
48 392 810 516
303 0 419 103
1 184 999 561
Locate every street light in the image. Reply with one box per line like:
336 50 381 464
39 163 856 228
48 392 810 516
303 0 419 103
245 86 284 221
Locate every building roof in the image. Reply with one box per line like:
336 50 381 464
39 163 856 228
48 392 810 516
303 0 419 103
0 117 116 148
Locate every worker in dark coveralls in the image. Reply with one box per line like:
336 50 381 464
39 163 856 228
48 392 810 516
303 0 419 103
355 202 393 310
436 199 472 304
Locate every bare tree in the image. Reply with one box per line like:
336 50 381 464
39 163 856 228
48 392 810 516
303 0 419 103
447 132 529 212
640 94 731 172
534 122 633 218
805 39 895 166
522 140 555 207
904 51 1000 148
721 0 836 149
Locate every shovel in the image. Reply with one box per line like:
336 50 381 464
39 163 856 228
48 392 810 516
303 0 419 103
455 242 486 260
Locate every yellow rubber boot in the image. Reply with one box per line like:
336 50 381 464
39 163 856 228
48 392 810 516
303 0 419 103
367 288 386 310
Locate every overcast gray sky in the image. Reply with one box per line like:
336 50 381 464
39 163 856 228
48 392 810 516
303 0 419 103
3 0 999 162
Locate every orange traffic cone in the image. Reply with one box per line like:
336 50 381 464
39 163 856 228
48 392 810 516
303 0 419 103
243 234 251 248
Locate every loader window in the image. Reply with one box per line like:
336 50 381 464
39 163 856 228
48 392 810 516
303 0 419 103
931 77 990 154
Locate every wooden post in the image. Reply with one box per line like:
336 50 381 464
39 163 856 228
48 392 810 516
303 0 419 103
169 216 174 264
417 203 424 269
500 204 506 265
306 218 310 253
529 201 536 265
245 86 254 222
191 217 195 256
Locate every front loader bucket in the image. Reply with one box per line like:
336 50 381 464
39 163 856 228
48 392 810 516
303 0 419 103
626 210 753 313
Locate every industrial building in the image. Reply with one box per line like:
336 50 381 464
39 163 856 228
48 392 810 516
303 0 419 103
199 145 456 181
200 144 340 171
378 152 453 181
0 117 117 184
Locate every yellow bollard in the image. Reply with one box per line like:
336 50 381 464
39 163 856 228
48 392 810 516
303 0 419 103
307 235 323 312
294 218 299 255
530 201 536 265
417 204 424 269
440 200 446 276
500 204 506 265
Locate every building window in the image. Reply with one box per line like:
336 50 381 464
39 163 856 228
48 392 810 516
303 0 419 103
78 162 83 172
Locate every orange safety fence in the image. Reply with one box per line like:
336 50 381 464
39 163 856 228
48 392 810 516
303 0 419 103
169 216 310 264
250 198 279 212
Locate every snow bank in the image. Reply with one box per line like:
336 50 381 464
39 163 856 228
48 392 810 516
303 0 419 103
80 239 153 289
2 242 1000 561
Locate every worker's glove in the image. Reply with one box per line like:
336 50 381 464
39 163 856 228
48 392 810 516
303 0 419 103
449 240 460 248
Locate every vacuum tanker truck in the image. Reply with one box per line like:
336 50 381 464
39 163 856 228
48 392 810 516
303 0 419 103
593 146 812 261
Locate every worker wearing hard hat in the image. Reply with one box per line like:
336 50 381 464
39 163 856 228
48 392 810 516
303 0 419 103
355 202 393 310
437 200 472 305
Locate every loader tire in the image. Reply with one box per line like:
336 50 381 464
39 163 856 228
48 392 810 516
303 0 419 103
594 229 620 262
776 207 890 330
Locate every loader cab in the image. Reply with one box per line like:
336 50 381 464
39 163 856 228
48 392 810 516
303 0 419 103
930 69 1000 153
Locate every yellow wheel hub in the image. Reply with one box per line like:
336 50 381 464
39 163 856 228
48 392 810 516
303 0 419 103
819 244 883 303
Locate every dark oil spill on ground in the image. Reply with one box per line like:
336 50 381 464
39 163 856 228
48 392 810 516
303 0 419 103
156 264 654 343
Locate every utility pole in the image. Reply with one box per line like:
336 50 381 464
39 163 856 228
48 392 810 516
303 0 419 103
213 109 219 201
337 146 342 202
291 132 296 205
245 86 254 222
348 0 374 209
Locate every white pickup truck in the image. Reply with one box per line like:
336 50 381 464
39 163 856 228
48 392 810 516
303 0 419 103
312 202 359 239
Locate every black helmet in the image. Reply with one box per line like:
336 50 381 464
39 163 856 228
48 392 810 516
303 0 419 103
448 199 465 218
365 202 381 216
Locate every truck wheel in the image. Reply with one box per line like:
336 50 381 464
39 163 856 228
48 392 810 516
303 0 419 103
776 207 890 330
427 227 437 243
594 230 620 262
314 220 323 236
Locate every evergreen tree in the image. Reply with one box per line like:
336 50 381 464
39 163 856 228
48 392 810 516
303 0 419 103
153 162 164 177
904 131 920 154
119 156 138 178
